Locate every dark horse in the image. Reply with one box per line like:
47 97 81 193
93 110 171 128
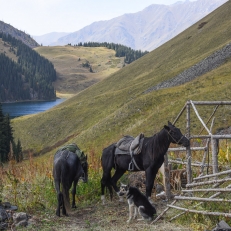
53 149 88 216
101 122 190 204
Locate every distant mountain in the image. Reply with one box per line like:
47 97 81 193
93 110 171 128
50 0 227 51
0 20 39 48
32 32 70 46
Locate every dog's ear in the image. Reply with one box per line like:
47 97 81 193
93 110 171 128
120 182 125 186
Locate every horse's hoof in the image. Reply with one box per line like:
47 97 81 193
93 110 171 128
101 195 106 205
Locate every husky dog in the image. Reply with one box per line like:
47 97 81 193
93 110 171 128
119 183 157 223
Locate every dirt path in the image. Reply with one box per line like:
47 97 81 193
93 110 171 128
41 198 192 231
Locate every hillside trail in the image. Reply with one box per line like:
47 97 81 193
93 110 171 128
44 197 192 231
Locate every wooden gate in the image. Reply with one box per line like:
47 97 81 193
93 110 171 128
155 100 231 223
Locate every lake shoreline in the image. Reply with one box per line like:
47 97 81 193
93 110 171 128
2 98 66 119
1 97 60 104
1 93 75 104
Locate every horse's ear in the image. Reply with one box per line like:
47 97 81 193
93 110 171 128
164 125 170 131
168 121 173 126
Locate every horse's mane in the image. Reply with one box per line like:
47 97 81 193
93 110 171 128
145 128 170 161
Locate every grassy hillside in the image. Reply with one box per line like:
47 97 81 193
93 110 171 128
11 1 231 158
35 45 124 95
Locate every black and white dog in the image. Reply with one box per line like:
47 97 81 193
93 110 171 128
119 183 157 223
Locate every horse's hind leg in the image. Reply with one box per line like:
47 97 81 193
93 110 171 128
111 169 126 200
55 181 67 216
101 179 106 204
71 180 78 208
60 192 67 216
101 171 113 204
56 192 65 217
54 178 63 217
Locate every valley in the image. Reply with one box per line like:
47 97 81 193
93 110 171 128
35 45 124 95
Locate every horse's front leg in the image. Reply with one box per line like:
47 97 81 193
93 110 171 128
71 180 78 208
145 167 158 202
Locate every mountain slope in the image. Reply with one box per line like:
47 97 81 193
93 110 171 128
0 33 56 102
11 1 231 157
0 20 39 48
50 0 227 51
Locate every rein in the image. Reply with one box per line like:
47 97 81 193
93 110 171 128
168 131 184 144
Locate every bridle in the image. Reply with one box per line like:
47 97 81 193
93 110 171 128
168 131 184 144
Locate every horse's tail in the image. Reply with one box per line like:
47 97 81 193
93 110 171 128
60 161 72 213
101 144 116 201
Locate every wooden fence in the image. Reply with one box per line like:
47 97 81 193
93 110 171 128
155 100 231 223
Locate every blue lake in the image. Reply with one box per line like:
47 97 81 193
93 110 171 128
1 98 65 118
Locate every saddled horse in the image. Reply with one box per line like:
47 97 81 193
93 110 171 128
101 121 190 204
53 149 88 216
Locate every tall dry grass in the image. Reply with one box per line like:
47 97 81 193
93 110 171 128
0 148 102 213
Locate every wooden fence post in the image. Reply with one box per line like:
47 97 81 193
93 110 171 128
164 153 171 200
211 137 219 174
186 101 192 184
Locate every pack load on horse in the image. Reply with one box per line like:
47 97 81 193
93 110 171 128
53 143 88 216
100 122 190 204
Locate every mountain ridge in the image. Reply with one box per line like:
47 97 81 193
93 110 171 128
47 0 227 51
0 20 39 48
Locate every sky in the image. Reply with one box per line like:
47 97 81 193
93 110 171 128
0 0 197 36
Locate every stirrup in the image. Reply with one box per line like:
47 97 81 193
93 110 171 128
128 161 134 171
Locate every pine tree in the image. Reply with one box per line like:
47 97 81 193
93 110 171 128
0 103 18 163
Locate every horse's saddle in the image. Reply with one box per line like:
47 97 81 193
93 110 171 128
115 133 144 155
